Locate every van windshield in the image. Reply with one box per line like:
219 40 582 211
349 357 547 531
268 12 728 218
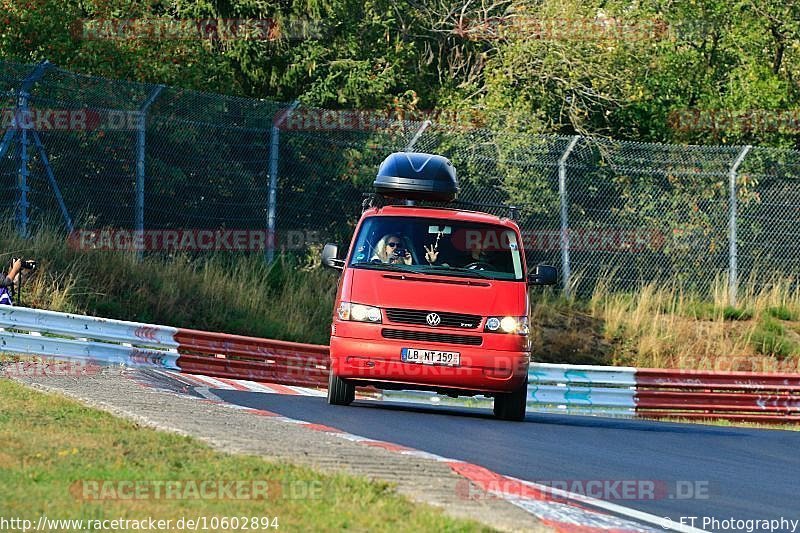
348 216 524 281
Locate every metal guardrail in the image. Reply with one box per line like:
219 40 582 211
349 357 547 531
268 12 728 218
634 368 800 422
526 363 637 416
389 362 800 422
0 306 179 369
0 306 328 386
382 363 639 418
175 328 329 388
2 306 800 422
0 305 178 345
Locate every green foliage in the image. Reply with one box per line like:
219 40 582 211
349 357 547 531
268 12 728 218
751 317 800 358
766 305 798 321
722 306 754 321
3 0 800 146
682 301 753 321
0 0 240 93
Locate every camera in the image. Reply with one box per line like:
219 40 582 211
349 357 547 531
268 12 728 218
392 247 408 258
12 258 38 271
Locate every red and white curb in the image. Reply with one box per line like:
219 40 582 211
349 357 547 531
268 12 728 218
177 372 327 397
138 370 706 533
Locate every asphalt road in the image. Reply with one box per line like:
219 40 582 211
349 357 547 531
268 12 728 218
213 390 800 532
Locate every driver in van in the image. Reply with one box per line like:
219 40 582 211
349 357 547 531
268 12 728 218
424 232 493 269
465 238 492 266
372 234 413 265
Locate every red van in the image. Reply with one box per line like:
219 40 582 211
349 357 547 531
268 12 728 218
321 153 556 420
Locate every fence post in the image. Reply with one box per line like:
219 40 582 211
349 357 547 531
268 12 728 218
135 85 164 260
10 61 51 237
728 145 752 307
18 128 29 237
558 135 581 297
267 100 300 263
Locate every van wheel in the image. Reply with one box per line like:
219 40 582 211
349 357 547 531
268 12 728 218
327 368 355 406
493 379 528 421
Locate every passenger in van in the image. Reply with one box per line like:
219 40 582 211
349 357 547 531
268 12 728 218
372 234 413 265
424 236 495 270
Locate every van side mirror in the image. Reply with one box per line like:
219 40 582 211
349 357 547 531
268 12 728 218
527 264 557 285
321 243 345 270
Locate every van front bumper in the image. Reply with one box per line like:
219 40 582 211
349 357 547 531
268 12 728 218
329 334 529 394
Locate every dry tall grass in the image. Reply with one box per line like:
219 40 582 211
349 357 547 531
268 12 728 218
0 222 337 344
574 272 800 370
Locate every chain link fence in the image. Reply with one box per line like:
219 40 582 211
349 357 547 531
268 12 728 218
2 59 799 300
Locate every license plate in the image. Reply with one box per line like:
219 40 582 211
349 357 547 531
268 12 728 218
401 348 460 366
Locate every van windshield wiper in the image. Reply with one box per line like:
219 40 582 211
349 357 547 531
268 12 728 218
355 262 495 279
353 262 415 273
416 265 493 279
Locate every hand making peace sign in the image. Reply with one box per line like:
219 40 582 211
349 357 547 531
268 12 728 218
424 244 438 264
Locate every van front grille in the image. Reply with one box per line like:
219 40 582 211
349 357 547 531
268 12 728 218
385 308 481 329
381 328 482 346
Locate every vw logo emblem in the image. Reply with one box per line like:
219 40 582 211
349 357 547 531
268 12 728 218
426 313 441 326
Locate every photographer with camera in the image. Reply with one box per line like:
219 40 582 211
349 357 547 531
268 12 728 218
371 234 412 265
0 258 38 306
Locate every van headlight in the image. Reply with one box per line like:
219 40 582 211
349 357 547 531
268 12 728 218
485 316 529 335
337 302 382 323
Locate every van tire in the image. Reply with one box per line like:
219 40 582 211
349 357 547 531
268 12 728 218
493 379 527 421
327 368 355 405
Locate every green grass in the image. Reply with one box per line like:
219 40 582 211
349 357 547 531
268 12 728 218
538 273 800 369
678 301 753 321
722 305 754 321
766 305 798 321
751 317 800 358
0 378 490 532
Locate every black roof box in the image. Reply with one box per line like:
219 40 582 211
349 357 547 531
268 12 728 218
373 152 459 202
